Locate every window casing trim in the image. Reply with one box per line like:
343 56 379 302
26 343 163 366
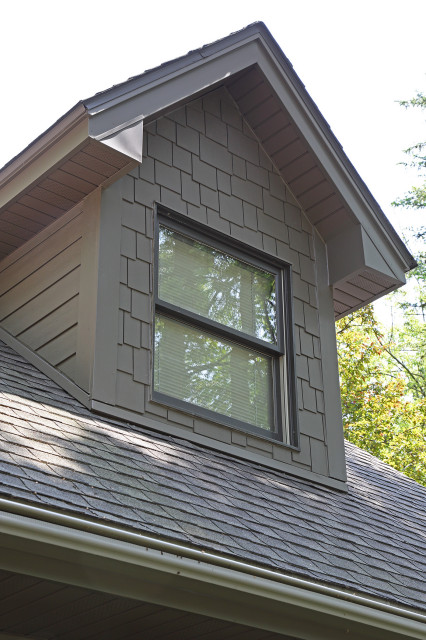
152 206 299 447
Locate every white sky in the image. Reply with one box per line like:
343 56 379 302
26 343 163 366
2 0 425 252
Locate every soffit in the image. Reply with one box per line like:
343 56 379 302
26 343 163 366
0 140 134 262
226 66 353 241
0 569 298 640
224 66 410 317
332 269 400 317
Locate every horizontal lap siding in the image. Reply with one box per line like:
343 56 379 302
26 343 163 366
0 213 82 377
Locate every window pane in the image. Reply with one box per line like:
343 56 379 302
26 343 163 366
154 315 275 432
158 225 277 343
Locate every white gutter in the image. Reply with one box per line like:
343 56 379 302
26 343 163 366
1 498 425 639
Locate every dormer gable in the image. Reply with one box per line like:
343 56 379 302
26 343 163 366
0 24 415 492
0 24 414 310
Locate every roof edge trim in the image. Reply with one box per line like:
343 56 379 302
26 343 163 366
0 22 415 278
91 117 144 163
1 498 426 638
82 23 268 114
0 105 89 212
0 104 87 190
249 26 416 273
0 327 90 408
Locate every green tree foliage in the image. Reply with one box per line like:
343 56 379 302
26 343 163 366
386 269 426 401
336 306 426 485
392 92 426 211
337 91 426 484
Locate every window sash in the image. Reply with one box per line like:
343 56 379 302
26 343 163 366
153 211 288 441
155 216 285 352
158 224 278 345
154 313 279 435
155 300 282 356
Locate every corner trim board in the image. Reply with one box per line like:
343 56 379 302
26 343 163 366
314 231 347 481
90 180 122 404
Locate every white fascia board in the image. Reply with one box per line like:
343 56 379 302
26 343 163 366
93 118 144 163
1 501 425 640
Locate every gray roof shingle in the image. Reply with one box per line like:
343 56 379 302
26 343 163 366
1 340 426 611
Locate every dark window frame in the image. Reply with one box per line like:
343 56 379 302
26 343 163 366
152 206 299 447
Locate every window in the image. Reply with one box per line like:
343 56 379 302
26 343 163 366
153 210 296 443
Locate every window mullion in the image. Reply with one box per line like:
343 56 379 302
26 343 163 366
155 299 282 356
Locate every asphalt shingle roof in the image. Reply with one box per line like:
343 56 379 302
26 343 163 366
1 340 426 612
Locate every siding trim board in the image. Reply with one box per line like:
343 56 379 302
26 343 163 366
91 180 124 406
0 326 90 408
75 189 102 393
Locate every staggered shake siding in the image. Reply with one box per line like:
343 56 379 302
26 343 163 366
115 87 328 476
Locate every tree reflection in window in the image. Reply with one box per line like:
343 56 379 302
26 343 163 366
158 226 277 343
153 220 285 439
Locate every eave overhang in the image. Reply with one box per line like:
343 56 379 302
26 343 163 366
1 499 425 640
0 23 415 316
0 106 143 262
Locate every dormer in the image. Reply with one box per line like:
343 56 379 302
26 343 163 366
0 24 415 492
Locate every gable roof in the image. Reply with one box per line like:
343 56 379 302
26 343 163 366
1 338 426 615
0 23 415 317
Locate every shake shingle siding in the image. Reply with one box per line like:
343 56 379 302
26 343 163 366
0 86 346 487
113 87 332 477
1 339 426 612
